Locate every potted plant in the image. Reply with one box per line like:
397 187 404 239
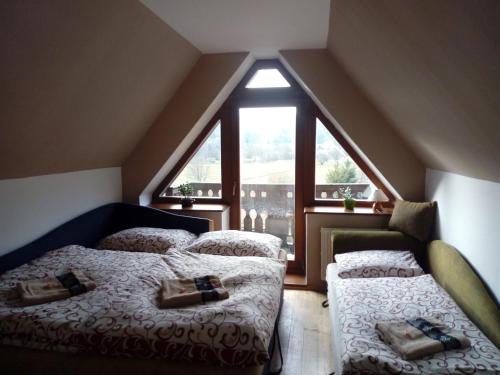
340 187 356 211
178 183 195 208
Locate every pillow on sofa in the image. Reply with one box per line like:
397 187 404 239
183 230 282 258
335 250 425 278
388 200 436 242
97 227 197 254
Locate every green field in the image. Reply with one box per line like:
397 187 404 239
173 159 365 185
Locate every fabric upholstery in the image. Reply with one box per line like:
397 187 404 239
331 229 426 269
0 203 211 274
427 240 500 349
331 229 423 252
388 200 436 241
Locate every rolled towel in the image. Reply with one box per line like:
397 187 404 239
159 275 229 308
17 269 96 306
375 317 471 360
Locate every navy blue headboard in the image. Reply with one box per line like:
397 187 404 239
0 203 211 274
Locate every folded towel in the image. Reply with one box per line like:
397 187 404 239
159 275 229 308
17 269 96 306
375 317 471 360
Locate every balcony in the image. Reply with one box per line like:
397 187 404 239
165 182 371 258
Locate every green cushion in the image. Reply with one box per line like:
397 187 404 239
427 240 500 348
331 229 423 252
388 200 436 242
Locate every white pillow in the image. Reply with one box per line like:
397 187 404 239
334 250 424 278
97 227 197 254
183 230 282 258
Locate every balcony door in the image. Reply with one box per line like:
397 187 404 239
238 107 297 261
152 59 394 276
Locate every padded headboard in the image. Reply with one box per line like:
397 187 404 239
427 240 500 348
0 203 211 274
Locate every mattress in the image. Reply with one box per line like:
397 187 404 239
0 245 286 368
326 263 500 374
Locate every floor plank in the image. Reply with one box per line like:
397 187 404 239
270 290 333 375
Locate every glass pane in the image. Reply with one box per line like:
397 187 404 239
164 121 222 198
239 107 296 260
246 69 291 88
315 118 375 200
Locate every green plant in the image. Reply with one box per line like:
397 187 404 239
325 159 358 183
178 183 193 198
340 186 356 210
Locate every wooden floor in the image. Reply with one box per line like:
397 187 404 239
269 290 333 375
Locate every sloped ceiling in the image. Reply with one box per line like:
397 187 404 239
140 0 330 56
281 49 425 200
328 0 500 183
0 0 200 179
123 53 250 203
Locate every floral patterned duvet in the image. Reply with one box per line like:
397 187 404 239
0 245 286 367
327 268 500 374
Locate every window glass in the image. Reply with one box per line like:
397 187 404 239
239 107 296 259
163 121 222 198
315 118 375 200
246 69 291 88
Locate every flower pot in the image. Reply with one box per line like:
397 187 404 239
181 197 195 208
343 198 356 211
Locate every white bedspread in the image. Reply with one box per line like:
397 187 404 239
0 245 286 367
326 264 500 374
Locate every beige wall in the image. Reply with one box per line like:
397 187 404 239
328 0 500 183
122 53 249 203
281 49 425 200
0 0 200 179
305 213 390 291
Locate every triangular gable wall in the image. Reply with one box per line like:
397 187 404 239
122 50 424 203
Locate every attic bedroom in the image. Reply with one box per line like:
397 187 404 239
0 1 499 374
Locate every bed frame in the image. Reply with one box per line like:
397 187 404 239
327 240 499 375
0 203 284 375
0 203 211 274
427 240 500 348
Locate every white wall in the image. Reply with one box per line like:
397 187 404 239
0 168 122 256
426 169 500 302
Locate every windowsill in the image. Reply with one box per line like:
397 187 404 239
150 203 229 212
304 206 393 215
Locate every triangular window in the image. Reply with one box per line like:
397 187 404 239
246 68 291 88
161 121 222 198
315 118 376 200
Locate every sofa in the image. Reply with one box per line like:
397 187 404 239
330 200 437 269
330 228 427 269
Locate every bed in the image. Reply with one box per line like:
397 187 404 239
326 243 500 375
0 203 287 375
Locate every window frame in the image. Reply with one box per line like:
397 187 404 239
152 110 229 204
153 59 396 274
303 108 395 207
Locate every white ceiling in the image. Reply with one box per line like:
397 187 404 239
141 0 331 57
